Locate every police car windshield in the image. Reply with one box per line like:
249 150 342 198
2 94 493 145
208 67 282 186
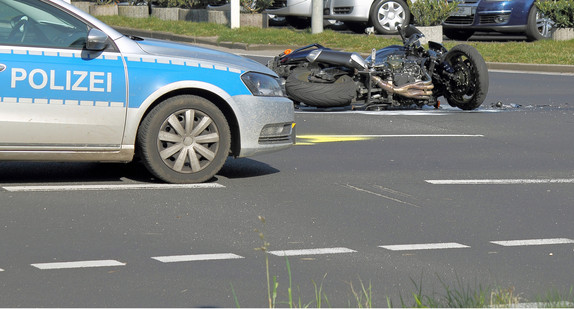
1 0 89 48
2 0 76 28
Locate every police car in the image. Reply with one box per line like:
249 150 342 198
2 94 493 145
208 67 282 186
0 0 294 183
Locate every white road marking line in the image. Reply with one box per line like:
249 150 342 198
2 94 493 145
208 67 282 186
491 238 574 247
268 247 356 257
295 110 474 115
426 179 574 185
380 242 470 251
0 268 4 272
31 260 125 270
300 134 483 138
2 183 225 192
152 253 244 263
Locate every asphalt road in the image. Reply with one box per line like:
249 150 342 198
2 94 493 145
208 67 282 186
0 56 573 306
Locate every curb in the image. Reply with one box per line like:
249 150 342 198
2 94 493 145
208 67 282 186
486 62 574 74
113 26 574 74
114 26 295 51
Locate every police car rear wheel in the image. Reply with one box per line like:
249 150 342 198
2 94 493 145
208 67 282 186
138 95 231 184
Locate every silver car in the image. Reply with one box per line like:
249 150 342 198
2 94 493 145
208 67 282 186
265 0 411 34
0 0 294 183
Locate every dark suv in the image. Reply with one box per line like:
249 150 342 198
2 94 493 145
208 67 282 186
443 0 555 41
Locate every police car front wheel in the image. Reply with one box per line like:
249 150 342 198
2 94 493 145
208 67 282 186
137 95 231 184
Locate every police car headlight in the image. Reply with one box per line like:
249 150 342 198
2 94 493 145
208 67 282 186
241 72 285 97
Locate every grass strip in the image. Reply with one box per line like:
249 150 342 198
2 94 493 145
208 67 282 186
98 16 574 65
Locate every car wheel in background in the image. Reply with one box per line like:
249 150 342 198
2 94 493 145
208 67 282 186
369 0 410 35
137 95 231 184
525 5 554 41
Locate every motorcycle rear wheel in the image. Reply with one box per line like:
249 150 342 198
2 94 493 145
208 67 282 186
285 68 356 108
443 44 489 111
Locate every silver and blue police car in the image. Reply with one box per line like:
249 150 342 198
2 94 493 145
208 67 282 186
0 0 294 183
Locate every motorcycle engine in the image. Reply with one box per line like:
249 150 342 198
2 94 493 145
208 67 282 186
385 55 425 86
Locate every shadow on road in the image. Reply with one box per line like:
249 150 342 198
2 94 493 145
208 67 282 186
0 157 279 185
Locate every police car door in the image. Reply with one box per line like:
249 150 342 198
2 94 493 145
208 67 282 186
0 0 126 151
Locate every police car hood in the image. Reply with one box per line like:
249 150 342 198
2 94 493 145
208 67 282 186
135 38 276 75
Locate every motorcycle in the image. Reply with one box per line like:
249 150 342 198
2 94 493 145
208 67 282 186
268 25 489 110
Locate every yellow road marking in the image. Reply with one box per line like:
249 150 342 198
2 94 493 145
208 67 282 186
296 134 484 145
296 135 378 145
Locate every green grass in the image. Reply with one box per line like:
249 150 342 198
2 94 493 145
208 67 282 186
98 15 574 65
238 217 574 308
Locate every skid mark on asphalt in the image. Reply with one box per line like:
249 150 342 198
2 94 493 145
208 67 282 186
341 184 421 208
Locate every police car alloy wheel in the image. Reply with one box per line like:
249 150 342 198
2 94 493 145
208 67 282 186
137 95 231 184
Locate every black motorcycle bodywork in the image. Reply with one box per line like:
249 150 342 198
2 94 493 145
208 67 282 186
268 26 489 110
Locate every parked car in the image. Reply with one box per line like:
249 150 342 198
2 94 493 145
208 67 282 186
443 0 555 41
0 0 294 183
265 0 411 34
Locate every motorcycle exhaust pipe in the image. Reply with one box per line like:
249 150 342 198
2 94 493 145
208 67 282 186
371 76 434 100
306 49 369 70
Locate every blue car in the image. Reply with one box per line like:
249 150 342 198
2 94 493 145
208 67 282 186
443 0 555 41
0 0 294 183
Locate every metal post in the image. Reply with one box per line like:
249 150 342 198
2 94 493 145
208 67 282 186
230 0 240 29
311 0 323 34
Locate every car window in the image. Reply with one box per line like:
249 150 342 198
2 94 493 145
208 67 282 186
0 0 89 48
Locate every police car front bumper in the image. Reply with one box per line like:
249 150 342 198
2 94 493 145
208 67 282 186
232 95 295 158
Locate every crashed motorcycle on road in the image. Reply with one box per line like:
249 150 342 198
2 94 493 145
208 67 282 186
268 25 489 110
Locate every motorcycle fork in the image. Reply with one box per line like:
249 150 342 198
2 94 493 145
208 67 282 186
366 71 373 106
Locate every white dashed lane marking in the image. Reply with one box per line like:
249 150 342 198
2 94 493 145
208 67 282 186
491 238 574 247
268 247 357 257
380 242 470 251
31 260 126 270
1 238 570 273
426 178 574 185
1 183 225 192
152 253 244 263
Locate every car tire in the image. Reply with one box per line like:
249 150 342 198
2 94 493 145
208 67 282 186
525 5 554 41
137 95 231 184
369 0 410 35
443 29 474 41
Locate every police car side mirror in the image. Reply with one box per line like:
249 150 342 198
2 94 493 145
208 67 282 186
86 28 108 51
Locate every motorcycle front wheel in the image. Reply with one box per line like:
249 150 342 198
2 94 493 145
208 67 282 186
442 44 489 110
285 68 356 108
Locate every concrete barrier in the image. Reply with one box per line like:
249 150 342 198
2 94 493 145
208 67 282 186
71 1 267 28
553 28 574 41
89 4 118 16
72 1 92 13
119 6 149 18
